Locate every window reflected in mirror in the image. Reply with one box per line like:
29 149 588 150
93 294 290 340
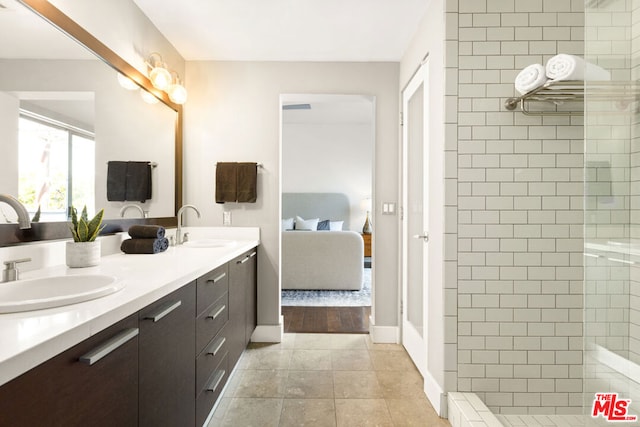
18 113 95 222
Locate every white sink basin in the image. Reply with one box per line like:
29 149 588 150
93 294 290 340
183 239 237 248
0 274 124 314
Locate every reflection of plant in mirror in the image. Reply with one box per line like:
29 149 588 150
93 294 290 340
32 206 41 222
69 206 104 242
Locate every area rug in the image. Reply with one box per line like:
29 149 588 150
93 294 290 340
281 268 371 307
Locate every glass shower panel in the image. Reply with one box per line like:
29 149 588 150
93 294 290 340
584 0 638 425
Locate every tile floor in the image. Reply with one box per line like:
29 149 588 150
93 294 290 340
208 333 452 427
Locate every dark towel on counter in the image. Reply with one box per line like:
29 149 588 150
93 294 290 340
236 162 257 203
120 237 169 254
127 225 165 239
215 162 238 203
107 161 127 201
125 161 152 202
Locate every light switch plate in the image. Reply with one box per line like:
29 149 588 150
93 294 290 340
223 211 231 225
382 202 396 215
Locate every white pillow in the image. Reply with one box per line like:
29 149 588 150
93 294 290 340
329 220 344 231
295 215 319 230
282 217 294 230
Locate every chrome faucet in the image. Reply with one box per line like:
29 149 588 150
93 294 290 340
2 258 31 282
176 204 200 245
0 194 31 229
119 204 147 218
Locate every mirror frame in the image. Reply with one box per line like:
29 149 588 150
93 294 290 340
0 0 181 246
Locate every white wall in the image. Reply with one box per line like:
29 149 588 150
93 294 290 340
399 0 447 413
183 61 399 331
282 122 373 231
0 92 19 199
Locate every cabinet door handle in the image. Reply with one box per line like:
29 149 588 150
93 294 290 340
207 304 226 320
79 328 139 366
207 272 226 284
206 369 226 393
238 252 256 264
207 336 226 356
144 300 182 323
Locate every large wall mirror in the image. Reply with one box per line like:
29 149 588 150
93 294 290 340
0 0 181 245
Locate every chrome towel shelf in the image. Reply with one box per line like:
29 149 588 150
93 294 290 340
504 80 638 116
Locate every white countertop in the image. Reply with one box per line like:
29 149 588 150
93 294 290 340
0 227 259 387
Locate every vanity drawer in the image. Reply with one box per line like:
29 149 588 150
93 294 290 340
196 264 229 316
196 323 229 393
196 293 228 353
196 354 228 427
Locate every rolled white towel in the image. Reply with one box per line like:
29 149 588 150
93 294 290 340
545 54 611 81
514 63 548 95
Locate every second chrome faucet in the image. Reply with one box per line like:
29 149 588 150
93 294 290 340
176 204 200 245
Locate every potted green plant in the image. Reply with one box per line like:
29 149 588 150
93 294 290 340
66 206 105 268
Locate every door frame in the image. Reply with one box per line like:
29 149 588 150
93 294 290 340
400 60 430 377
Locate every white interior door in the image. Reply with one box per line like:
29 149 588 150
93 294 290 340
401 61 429 378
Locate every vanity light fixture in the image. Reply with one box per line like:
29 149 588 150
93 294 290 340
117 72 139 91
167 71 188 105
146 52 172 90
140 88 159 104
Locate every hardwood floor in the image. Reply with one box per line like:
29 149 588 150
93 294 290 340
282 306 371 334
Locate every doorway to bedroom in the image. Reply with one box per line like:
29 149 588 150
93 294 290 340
279 94 375 334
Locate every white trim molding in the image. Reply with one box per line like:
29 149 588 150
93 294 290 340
251 316 284 342
369 315 400 343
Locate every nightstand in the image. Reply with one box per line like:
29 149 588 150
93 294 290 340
361 233 371 257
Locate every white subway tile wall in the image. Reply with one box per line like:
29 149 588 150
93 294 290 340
446 0 587 414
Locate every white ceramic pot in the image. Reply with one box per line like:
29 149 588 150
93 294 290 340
66 241 101 268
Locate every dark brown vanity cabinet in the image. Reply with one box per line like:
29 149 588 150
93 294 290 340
0 314 139 427
228 248 258 367
195 263 231 426
0 246 258 427
139 282 196 427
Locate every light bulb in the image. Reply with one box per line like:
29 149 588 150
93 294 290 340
140 89 159 104
168 83 188 104
117 72 139 90
149 65 172 90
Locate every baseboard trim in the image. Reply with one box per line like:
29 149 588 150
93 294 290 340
368 315 399 343
424 369 446 417
251 316 284 343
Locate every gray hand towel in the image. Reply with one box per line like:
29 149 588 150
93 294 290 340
125 161 152 202
107 161 127 201
127 225 165 239
120 237 169 254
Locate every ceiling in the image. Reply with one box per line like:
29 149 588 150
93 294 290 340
132 0 430 62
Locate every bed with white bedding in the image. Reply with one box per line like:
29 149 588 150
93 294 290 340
281 192 364 290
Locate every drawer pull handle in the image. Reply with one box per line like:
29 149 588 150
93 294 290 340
79 328 139 366
207 272 226 284
144 300 182 322
207 369 226 393
208 304 226 320
208 336 226 356
238 252 256 264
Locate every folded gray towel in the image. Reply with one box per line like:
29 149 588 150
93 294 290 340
120 238 168 254
127 225 165 239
